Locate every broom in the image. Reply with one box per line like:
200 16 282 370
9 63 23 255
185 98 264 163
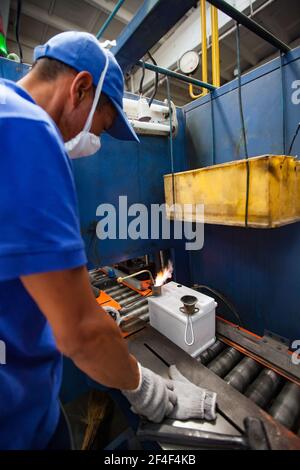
81 390 112 450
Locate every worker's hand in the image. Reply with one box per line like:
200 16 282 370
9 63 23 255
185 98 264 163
167 365 217 421
122 364 177 423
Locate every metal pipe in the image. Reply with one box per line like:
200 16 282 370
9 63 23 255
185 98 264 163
137 421 248 450
137 60 217 91
201 0 209 93
113 290 138 301
93 279 116 289
206 0 290 53
224 357 262 393
116 293 141 304
104 285 128 296
207 347 243 377
96 0 126 39
268 382 300 430
117 270 155 286
245 369 283 409
211 5 220 88
119 305 149 324
120 293 142 304
89 271 106 280
120 298 148 314
104 285 127 293
189 0 209 99
91 273 107 281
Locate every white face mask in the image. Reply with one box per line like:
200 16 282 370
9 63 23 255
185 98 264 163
65 56 109 159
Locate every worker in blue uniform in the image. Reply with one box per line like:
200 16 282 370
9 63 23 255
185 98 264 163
0 32 217 449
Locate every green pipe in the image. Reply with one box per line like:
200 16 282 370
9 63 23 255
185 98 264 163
0 33 8 57
137 60 217 92
96 0 126 39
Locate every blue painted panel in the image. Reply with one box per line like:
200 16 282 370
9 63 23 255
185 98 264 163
72 108 187 267
189 224 300 341
183 47 300 341
0 57 30 81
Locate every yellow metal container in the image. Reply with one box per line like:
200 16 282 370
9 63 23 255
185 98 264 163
164 155 300 228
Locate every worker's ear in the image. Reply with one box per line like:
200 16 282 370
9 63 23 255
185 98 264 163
70 71 94 108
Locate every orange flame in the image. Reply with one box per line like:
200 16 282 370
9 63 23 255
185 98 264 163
155 260 173 287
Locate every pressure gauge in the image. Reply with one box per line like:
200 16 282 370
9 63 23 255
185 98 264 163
179 50 199 74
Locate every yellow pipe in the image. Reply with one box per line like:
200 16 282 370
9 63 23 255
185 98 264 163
201 0 208 90
189 0 208 99
211 5 220 88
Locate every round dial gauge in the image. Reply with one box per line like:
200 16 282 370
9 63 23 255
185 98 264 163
179 50 199 74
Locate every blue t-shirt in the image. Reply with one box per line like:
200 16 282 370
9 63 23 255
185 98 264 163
0 79 87 449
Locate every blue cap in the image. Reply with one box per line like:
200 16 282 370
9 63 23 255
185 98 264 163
34 31 139 143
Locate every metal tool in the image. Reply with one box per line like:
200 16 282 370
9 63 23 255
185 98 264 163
117 270 155 286
137 417 271 450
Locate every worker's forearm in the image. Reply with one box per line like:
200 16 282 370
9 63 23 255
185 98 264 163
60 308 140 390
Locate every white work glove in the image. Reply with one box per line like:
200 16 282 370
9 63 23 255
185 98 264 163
102 306 121 325
122 363 177 423
168 365 217 421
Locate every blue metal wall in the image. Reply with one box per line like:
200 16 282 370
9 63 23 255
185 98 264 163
0 57 29 80
182 47 300 341
72 100 187 268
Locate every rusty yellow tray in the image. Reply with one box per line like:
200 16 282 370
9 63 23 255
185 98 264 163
164 155 300 228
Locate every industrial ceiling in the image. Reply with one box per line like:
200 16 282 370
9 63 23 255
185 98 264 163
3 0 300 105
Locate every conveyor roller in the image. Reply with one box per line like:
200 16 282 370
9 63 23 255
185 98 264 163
114 291 141 303
268 382 300 431
207 347 243 377
224 357 262 392
105 285 128 295
198 340 226 365
245 369 283 409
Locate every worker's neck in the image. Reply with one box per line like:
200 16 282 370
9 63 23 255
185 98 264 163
18 74 65 125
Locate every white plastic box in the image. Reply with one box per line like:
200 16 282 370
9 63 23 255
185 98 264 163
148 282 217 357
